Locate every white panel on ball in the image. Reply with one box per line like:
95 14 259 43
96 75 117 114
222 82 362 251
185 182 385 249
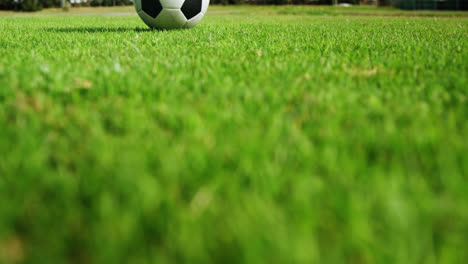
202 0 209 14
184 12 204 28
138 10 159 29
134 0 142 13
160 0 185 9
154 9 187 29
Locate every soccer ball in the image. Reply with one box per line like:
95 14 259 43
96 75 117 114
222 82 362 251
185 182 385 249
134 0 209 30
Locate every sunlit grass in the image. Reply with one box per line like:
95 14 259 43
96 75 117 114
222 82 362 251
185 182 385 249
0 6 467 264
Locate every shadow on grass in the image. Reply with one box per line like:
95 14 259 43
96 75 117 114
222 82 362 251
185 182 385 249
45 27 154 33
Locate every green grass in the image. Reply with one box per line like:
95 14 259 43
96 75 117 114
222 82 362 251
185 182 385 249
1 5 468 264
275 5 468 17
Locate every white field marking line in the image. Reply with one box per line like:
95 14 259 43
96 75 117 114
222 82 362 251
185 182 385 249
124 39 143 58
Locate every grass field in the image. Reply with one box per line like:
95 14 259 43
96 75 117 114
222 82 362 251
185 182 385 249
1 5 468 264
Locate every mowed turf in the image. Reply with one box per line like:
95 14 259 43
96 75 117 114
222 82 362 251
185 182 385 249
0 6 467 264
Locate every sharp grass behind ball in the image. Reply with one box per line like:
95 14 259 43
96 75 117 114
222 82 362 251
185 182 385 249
135 0 209 30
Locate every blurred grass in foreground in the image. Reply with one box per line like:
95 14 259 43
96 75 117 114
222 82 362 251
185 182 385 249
0 5 468 264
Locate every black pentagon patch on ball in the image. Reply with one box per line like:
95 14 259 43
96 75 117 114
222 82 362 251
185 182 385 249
181 0 202 20
142 0 163 18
